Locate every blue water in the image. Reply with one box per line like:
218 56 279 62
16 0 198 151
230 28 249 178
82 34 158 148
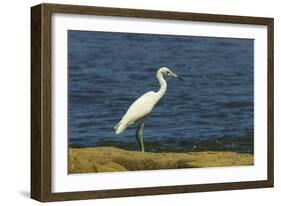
68 31 254 153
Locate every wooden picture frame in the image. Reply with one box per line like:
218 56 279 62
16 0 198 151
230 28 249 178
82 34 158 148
31 3 274 202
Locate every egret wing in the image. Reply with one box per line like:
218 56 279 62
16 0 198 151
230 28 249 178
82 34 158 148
122 91 158 124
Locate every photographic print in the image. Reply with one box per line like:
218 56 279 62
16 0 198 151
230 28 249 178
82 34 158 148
31 4 273 201
68 30 254 174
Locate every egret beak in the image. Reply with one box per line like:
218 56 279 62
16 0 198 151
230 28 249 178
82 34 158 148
176 76 184 81
171 72 184 81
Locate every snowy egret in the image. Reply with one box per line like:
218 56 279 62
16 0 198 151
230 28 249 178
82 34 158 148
114 67 183 152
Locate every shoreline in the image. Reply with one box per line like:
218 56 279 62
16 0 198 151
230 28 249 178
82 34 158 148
69 135 254 154
69 146 254 173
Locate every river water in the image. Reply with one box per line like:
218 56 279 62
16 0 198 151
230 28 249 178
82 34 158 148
68 30 254 153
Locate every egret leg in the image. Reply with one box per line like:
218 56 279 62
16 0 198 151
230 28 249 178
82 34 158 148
135 124 141 150
139 122 145 152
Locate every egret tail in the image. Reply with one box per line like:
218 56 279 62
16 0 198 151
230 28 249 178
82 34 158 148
114 121 128 134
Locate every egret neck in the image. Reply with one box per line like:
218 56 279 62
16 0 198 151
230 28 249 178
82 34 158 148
156 70 167 99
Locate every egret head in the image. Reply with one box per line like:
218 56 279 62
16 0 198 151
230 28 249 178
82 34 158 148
158 67 184 80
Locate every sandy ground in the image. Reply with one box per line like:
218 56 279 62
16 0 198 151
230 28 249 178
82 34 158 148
68 147 254 173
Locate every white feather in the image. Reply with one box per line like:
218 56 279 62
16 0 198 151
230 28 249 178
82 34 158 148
114 67 180 135
115 91 159 134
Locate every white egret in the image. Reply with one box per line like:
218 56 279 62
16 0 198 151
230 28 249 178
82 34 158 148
114 67 183 152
